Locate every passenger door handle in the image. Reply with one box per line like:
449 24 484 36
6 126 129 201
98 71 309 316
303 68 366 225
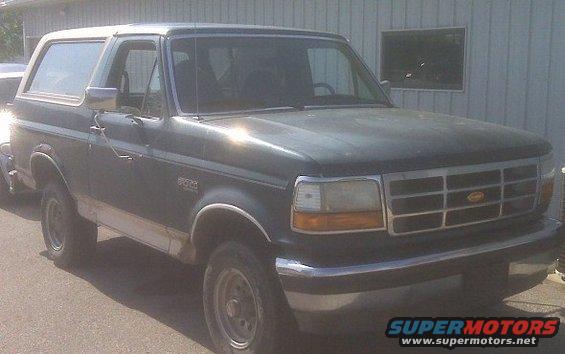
90 125 106 135
91 115 131 162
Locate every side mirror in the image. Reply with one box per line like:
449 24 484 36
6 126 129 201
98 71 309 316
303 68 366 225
380 80 391 96
85 87 119 112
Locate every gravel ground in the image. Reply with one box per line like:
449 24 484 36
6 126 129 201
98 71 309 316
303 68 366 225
0 195 563 353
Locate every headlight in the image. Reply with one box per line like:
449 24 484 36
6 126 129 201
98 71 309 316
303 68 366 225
539 154 555 207
292 177 385 233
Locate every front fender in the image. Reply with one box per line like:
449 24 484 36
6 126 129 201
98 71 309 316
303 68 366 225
174 186 283 264
189 187 276 244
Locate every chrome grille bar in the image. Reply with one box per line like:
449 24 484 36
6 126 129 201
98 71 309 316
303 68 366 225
383 157 541 236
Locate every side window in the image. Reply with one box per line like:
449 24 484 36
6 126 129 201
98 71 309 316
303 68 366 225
124 48 157 94
27 41 104 98
107 41 163 118
141 61 163 118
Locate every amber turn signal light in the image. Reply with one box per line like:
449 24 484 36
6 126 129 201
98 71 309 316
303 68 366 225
540 179 554 207
292 211 384 232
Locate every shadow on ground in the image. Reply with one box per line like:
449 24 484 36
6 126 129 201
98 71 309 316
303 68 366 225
43 236 214 351
43 236 563 354
0 193 41 221
298 299 565 354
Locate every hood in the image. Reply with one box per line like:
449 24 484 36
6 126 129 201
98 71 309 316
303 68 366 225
205 108 551 175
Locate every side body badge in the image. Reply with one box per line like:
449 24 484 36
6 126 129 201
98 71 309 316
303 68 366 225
178 177 199 193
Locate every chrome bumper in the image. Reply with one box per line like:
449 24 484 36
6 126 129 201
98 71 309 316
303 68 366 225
276 218 562 332
280 251 554 313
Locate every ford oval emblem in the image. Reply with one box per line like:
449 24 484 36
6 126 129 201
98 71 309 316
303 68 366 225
467 191 486 203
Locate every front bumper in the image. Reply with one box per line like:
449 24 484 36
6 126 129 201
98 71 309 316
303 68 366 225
276 218 563 334
0 142 29 194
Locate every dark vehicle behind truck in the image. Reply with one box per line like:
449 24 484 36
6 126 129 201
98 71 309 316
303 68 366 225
0 73 23 108
0 65 25 201
0 63 25 108
9 24 563 353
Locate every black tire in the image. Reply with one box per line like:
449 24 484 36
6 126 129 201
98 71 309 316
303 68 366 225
41 181 97 268
204 241 291 354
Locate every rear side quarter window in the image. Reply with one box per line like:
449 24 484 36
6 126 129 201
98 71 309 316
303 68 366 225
25 41 104 102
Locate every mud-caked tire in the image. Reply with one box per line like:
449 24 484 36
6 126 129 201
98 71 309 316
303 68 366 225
203 241 294 354
41 181 97 268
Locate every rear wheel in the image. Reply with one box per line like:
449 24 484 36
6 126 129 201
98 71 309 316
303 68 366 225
203 242 291 354
41 181 97 267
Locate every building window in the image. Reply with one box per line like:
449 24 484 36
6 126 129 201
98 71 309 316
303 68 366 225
381 28 465 90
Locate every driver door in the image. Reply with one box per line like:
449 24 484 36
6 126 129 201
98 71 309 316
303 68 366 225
88 37 170 251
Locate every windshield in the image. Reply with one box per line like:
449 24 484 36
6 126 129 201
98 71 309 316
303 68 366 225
170 37 389 114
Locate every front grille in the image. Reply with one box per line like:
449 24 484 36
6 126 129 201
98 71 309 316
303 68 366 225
383 158 540 235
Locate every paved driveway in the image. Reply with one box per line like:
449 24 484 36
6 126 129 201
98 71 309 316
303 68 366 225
0 195 563 353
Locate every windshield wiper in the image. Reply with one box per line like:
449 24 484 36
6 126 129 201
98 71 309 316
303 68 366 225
300 102 391 110
289 103 305 111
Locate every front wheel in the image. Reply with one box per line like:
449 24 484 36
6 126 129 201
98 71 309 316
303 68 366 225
203 242 291 354
41 181 98 267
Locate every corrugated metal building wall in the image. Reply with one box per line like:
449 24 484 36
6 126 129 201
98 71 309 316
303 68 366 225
18 0 565 214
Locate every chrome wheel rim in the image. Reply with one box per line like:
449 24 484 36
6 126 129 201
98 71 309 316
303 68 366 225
46 198 64 251
214 268 259 349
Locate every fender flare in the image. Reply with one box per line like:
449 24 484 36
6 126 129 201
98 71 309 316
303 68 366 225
29 145 71 191
190 203 271 243
184 187 277 262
